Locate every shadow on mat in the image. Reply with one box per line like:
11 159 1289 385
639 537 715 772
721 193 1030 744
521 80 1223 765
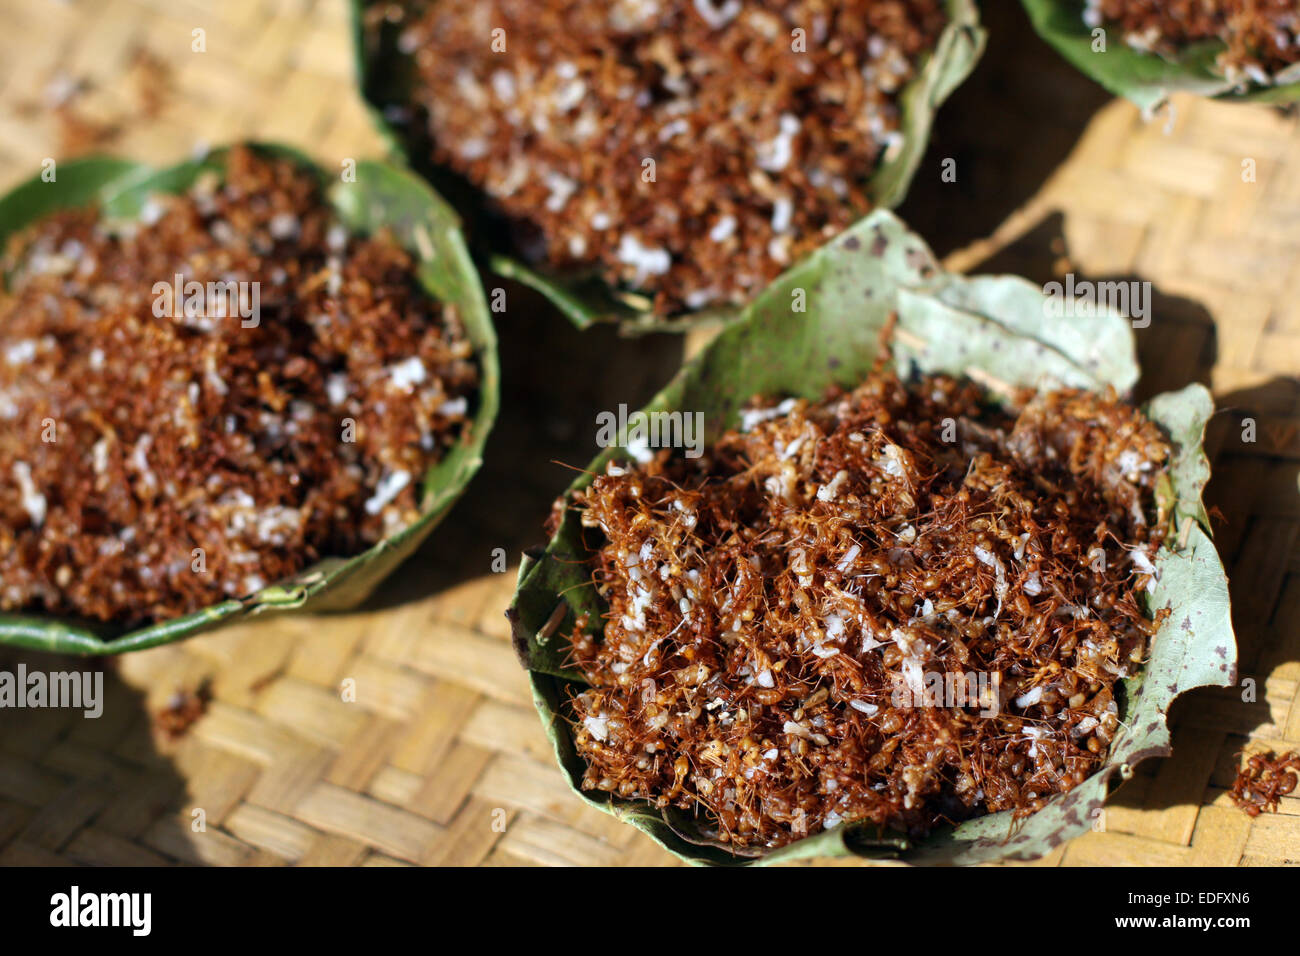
0 650 197 865
365 279 686 607
896 0 1113 259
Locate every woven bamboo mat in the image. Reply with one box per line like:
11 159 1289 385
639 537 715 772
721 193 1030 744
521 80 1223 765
0 0 1297 867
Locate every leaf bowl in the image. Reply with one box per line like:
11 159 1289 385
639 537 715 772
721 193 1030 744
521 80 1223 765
1021 0 1300 110
507 208 1236 865
350 0 986 330
0 144 500 654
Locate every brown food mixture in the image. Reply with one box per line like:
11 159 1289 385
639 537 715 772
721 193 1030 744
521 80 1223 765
154 681 213 741
0 147 478 627
1087 0 1300 81
389 0 946 316
1229 749 1299 816
564 372 1172 849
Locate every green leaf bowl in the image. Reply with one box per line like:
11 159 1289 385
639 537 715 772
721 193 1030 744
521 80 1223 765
350 0 986 330
0 144 500 655
507 208 1236 865
1021 0 1300 110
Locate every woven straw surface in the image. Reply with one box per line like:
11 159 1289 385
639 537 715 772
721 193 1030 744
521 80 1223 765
0 0 1296 866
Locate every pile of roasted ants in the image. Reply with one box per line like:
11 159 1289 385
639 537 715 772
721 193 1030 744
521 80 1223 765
1230 750 1300 817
